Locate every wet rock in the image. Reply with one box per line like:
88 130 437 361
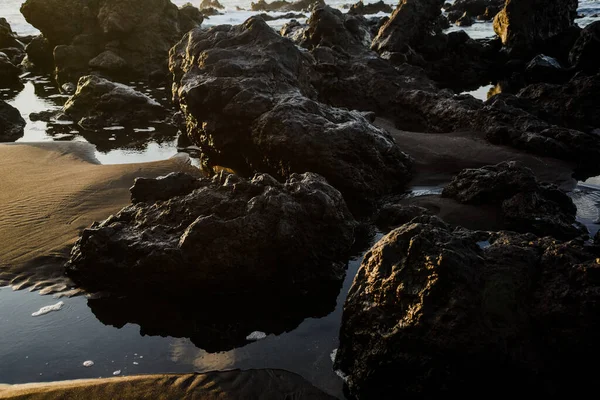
455 12 474 26
0 100 26 142
66 172 356 297
0 52 21 88
446 0 503 20
517 73 600 133
20 0 200 84
200 0 225 9
493 0 579 57
442 161 583 239
170 17 413 204
280 19 307 41
371 0 445 53
524 54 569 83
347 0 393 15
336 216 600 398
569 21 600 73
62 75 168 130
257 12 307 21
23 36 54 72
250 0 325 12
375 203 431 231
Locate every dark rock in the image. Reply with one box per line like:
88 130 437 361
455 11 474 26
447 0 503 19
375 203 431 230
178 3 205 32
0 52 22 88
280 19 307 41
61 82 76 94
66 171 356 297
447 10 463 23
442 161 584 239
200 0 225 9
477 5 502 21
200 7 223 16
257 12 307 21
595 230 600 244
62 75 168 130
517 73 600 133
569 21 600 73
0 18 23 50
494 0 579 57
347 0 393 15
0 47 26 66
524 54 570 83
88 50 128 74
0 100 26 141
170 17 413 204
23 35 55 71
20 0 199 84
130 172 202 203
372 0 445 53
250 0 325 12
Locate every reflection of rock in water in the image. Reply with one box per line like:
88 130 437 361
87 281 342 353
71 123 179 153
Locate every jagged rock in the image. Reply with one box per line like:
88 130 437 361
375 203 431 230
0 100 26 141
446 0 503 20
257 12 307 21
250 0 325 12
200 0 225 9
371 0 445 53
280 19 307 41
0 52 21 88
347 0 393 15
88 50 128 73
569 21 600 73
179 3 205 32
524 54 569 83
170 17 413 204
441 161 584 239
62 75 168 130
23 35 54 71
66 172 356 297
517 73 600 133
455 11 474 26
130 172 202 203
336 216 600 398
20 0 201 84
493 0 579 57
0 18 23 50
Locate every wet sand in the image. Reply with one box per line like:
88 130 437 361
0 142 200 294
0 370 336 399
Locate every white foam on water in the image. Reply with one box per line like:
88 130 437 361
103 126 125 131
31 301 64 317
133 361 139 365
330 348 338 363
133 127 157 133
83 360 94 367
246 331 267 341
113 370 121 375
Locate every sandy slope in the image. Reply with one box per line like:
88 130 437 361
0 142 200 294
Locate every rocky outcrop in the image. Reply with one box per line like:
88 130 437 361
0 18 23 50
200 0 225 9
442 161 584 239
0 100 26 141
375 203 431 231
170 17 413 204
493 0 579 57
336 216 600 398
250 0 325 12
23 35 54 72
62 75 168 131
517 73 600 133
66 171 356 297
257 12 307 21
0 52 21 88
347 1 393 15
371 0 445 53
569 21 600 73
20 0 203 84
524 54 569 83
446 0 504 21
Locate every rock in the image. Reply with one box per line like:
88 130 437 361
493 0 579 57
375 204 431 231
66 171 356 297
524 54 569 83
61 82 76 94
20 0 199 84
0 18 23 50
0 100 26 141
62 75 168 130
200 7 223 16
257 12 307 21
88 50 128 73
336 216 600 398
371 0 445 53
1 47 26 66
455 11 474 26
178 3 205 32
347 1 393 15
200 0 225 9
517 73 600 133
441 161 583 239
0 52 22 88
130 172 202 203
250 0 325 12
280 19 307 41
595 230 600 244
170 17 413 204
569 21 600 73
447 0 503 19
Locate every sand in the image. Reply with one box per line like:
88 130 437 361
0 370 336 399
0 142 200 294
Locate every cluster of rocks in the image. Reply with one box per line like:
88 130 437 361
0 18 25 88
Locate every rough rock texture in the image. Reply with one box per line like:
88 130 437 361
66 171 356 297
257 12 307 21
375 203 431 231
371 0 445 53
20 0 203 83
524 54 569 84
23 35 54 71
170 17 413 204
336 215 600 398
0 52 21 88
347 0 393 15
493 0 579 57
0 100 26 141
250 0 325 12
569 21 600 73
62 75 168 130
200 0 225 9
442 161 584 239
0 18 23 50
517 73 600 133
446 0 504 20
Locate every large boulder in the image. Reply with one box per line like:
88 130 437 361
371 0 445 53
335 216 600 398
569 20 600 73
493 0 579 57
0 52 21 88
0 100 26 141
66 171 356 297
347 1 393 15
0 18 23 50
23 35 54 72
20 0 202 83
441 161 584 239
170 17 413 204
62 75 168 130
